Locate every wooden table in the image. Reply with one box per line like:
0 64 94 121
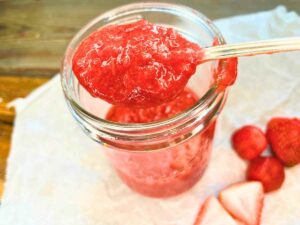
0 0 299 199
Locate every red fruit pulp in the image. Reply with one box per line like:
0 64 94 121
212 38 238 91
106 88 197 123
72 19 237 197
72 20 237 108
73 20 201 108
105 89 216 197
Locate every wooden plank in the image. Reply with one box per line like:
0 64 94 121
0 123 11 178
0 0 299 76
0 75 49 122
0 180 3 199
0 102 14 124
0 122 12 198
0 75 50 102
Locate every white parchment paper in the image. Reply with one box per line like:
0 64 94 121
1 6 300 225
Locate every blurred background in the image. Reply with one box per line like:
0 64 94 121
0 0 299 198
0 0 299 77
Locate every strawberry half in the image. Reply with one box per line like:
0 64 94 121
219 182 264 225
232 126 267 160
247 156 285 192
194 196 238 225
266 117 300 166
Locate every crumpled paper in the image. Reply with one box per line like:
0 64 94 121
1 6 300 225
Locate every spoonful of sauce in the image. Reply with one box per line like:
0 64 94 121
72 20 300 108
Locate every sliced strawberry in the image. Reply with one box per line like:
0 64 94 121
219 182 264 225
231 125 267 160
266 117 300 166
236 221 246 225
247 156 285 192
194 196 238 225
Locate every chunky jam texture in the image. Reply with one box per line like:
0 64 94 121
72 20 202 107
106 88 197 123
105 89 216 197
107 123 215 197
72 20 237 197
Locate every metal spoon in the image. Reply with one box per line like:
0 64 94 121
200 37 300 62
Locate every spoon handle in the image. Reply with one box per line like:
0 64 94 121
202 37 300 62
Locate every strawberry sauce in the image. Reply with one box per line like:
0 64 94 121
72 20 236 197
105 89 216 197
72 20 203 108
106 88 197 123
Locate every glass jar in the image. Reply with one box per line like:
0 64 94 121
61 3 234 198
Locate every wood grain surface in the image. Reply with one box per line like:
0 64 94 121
1 0 299 76
0 0 299 199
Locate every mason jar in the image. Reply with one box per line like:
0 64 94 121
61 3 236 198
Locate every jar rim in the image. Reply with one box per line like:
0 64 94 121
61 2 227 133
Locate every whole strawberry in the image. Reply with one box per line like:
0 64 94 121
266 117 300 166
231 125 267 160
247 156 285 192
